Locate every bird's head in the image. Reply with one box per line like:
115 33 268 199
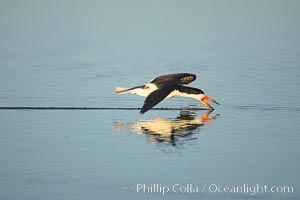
200 95 220 109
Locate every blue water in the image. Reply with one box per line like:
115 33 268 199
0 1 299 199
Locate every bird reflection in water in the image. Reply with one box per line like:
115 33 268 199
114 110 219 147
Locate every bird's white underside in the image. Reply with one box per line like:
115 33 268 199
116 83 205 100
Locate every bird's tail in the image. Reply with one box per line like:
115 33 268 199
115 87 129 94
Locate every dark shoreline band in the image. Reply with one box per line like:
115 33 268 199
0 107 209 111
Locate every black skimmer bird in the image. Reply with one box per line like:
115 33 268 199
115 73 220 114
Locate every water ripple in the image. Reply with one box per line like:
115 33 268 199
231 105 300 112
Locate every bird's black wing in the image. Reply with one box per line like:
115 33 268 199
176 86 204 94
140 82 179 114
150 73 196 87
140 73 196 114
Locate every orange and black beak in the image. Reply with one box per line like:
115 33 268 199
200 96 220 110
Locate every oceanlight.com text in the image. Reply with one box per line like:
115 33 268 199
207 183 294 196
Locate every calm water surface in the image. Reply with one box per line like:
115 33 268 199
0 1 299 200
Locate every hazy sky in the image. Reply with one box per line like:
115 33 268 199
0 0 299 106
